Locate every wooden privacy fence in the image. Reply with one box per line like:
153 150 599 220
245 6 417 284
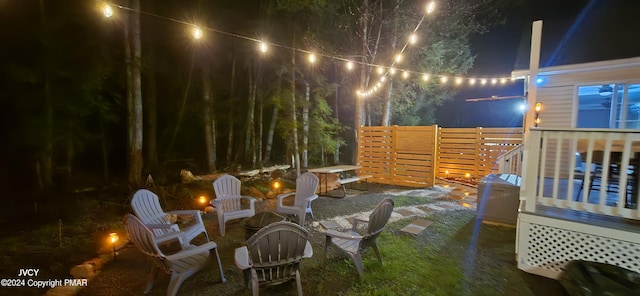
357 126 523 188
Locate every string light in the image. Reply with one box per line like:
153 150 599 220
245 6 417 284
409 33 418 44
426 1 437 14
346 60 354 70
102 3 113 18
192 26 203 40
98 1 522 99
259 41 268 53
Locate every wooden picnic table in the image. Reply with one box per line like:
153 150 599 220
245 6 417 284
308 165 370 197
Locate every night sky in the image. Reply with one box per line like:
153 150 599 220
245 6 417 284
437 0 640 128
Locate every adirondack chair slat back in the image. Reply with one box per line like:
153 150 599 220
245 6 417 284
131 189 178 237
125 214 172 274
246 221 309 285
363 198 394 243
294 172 319 207
213 175 243 211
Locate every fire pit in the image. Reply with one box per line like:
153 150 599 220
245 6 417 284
243 211 287 238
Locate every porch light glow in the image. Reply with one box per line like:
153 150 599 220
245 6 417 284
308 53 316 64
199 195 207 204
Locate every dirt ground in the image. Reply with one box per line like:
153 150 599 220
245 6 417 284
68 183 567 296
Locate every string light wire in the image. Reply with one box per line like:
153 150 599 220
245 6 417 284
100 1 520 98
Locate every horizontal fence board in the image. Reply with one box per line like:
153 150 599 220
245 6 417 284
358 125 521 188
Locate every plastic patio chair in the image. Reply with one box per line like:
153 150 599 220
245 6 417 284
125 214 226 296
212 174 256 236
323 198 394 275
235 221 313 296
276 172 319 226
131 189 210 246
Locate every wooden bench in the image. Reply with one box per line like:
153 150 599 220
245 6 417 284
334 175 372 197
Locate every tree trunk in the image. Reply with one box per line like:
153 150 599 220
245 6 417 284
302 81 310 168
381 0 400 126
291 42 300 176
354 0 369 164
226 57 237 164
202 68 216 172
263 70 283 163
244 61 256 166
127 0 143 187
100 118 110 181
143 0 158 171
38 0 53 189
333 65 340 165
256 72 263 166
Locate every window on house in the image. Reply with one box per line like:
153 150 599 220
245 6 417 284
577 83 640 128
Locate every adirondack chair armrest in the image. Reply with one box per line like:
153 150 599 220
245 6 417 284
166 241 219 261
305 194 318 203
144 223 176 229
241 195 256 209
352 217 369 229
234 246 252 270
303 241 313 258
324 229 362 240
166 209 204 224
276 192 295 205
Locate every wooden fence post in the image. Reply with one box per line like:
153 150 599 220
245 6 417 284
432 124 439 187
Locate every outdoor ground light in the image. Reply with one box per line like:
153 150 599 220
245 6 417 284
199 195 207 205
272 179 282 194
109 232 119 261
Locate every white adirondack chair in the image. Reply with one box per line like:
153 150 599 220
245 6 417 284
125 214 226 296
131 189 210 246
276 172 319 226
235 221 313 296
323 198 394 275
212 174 256 236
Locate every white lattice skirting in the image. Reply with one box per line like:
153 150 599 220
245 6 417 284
517 213 640 279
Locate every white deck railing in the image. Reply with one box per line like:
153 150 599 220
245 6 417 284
520 128 640 220
496 143 523 175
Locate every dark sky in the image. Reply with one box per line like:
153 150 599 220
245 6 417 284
436 0 640 128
